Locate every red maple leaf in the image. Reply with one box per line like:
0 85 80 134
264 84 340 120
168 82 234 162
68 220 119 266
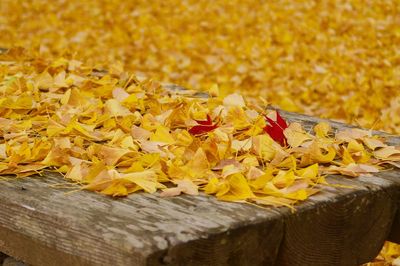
263 111 288 146
189 115 219 135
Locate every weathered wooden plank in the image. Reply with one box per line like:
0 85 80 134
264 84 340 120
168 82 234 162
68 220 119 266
275 175 399 266
390 211 400 243
358 173 400 246
0 174 284 266
0 170 395 265
0 110 399 266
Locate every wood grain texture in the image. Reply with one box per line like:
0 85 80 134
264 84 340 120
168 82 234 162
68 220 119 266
390 211 400 243
0 174 284 266
0 110 399 266
276 175 399 266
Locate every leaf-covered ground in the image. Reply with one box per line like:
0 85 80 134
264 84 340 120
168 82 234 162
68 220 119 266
0 0 399 263
1 0 399 134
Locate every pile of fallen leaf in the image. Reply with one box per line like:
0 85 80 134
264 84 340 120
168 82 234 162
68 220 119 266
1 51 399 210
1 0 399 134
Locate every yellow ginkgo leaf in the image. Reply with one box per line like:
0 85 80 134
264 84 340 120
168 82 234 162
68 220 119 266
122 170 165 193
347 140 364 153
362 137 387 150
104 99 132 117
203 177 220 194
218 173 254 201
309 141 336 163
314 122 331 138
223 93 245 108
251 134 276 161
249 168 274 190
149 125 175 144
341 147 356 165
272 170 296 189
160 179 199 197
226 106 251 130
95 145 131 166
284 122 312 148
374 146 400 161
296 163 319 180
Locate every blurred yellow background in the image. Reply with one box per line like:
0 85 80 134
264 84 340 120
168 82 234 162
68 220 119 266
1 0 399 134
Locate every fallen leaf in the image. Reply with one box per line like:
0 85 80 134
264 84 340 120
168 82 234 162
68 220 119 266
160 179 199 197
264 111 288 146
189 115 219 135
284 122 312 148
374 146 400 161
327 163 380 177
223 93 245 108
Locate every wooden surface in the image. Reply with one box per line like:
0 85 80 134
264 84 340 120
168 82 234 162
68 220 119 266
0 253 8 265
0 111 399 266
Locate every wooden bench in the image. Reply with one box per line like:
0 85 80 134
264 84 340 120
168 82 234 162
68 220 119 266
0 110 399 266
